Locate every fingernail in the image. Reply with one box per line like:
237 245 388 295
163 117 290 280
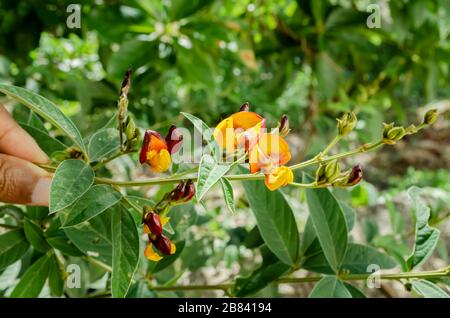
31 177 52 206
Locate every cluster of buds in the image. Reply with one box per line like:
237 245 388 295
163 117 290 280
142 208 175 261
315 161 363 187
382 123 405 144
118 69 141 151
316 160 341 185
139 126 183 173
141 180 195 261
382 109 439 145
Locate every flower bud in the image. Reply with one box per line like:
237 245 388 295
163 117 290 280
121 68 132 94
324 160 341 182
165 125 183 154
277 114 290 137
346 164 363 186
337 112 357 136
183 179 196 202
169 179 195 203
423 108 438 125
151 234 172 255
315 164 327 185
383 125 405 144
125 117 137 141
143 212 163 236
239 102 250 112
118 69 132 122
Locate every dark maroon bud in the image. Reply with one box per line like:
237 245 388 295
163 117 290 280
239 102 250 112
278 114 290 137
165 125 183 154
144 212 163 236
347 164 363 186
170 181 186 201
121 68 132 91
182 179 195 202
151 234 172 255
139 130 152 164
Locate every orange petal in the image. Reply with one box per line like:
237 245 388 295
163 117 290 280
144 243 163 261
264 166 294 191
230 111 264 130
148 131 168 152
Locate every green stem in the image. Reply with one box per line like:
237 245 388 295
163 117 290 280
320 135 342 157
36 140 386 187
94 141 385 187
84 256 112 273
150 266 450 292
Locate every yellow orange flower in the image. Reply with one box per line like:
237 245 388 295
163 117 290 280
139 130 171 173
213 111 266 154
264 166 294 191
248 133 291 174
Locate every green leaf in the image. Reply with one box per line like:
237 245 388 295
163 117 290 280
244 226 264 249
181 112 218 157
48 254 65 297
26 110 46 131
63 185 122 227
49 159 95 214
46 232 84 257
343 283 366 298
0 229 30 271
20 124 67 155
220 178 235 213
303 243 397 274
65 210 113 264
0 84 86 154
315 52 342 101
233 246 291 297
26 206 49 222
150 240 186 274
88 128 120 163
412 279 449 298
242 167 300 266
196 154 231 201
406 187 440 270
23 219 51 253
10 254 51 298
308 276 352 298
303 174 348 272
111 206 140 298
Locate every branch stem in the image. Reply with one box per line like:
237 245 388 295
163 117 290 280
150 266 450 292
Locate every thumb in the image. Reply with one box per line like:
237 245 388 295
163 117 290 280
0 153 52 206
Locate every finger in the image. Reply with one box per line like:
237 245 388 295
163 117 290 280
0 153 52 206
0 103 48 164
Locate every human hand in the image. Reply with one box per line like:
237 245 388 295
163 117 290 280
0 103 52 206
